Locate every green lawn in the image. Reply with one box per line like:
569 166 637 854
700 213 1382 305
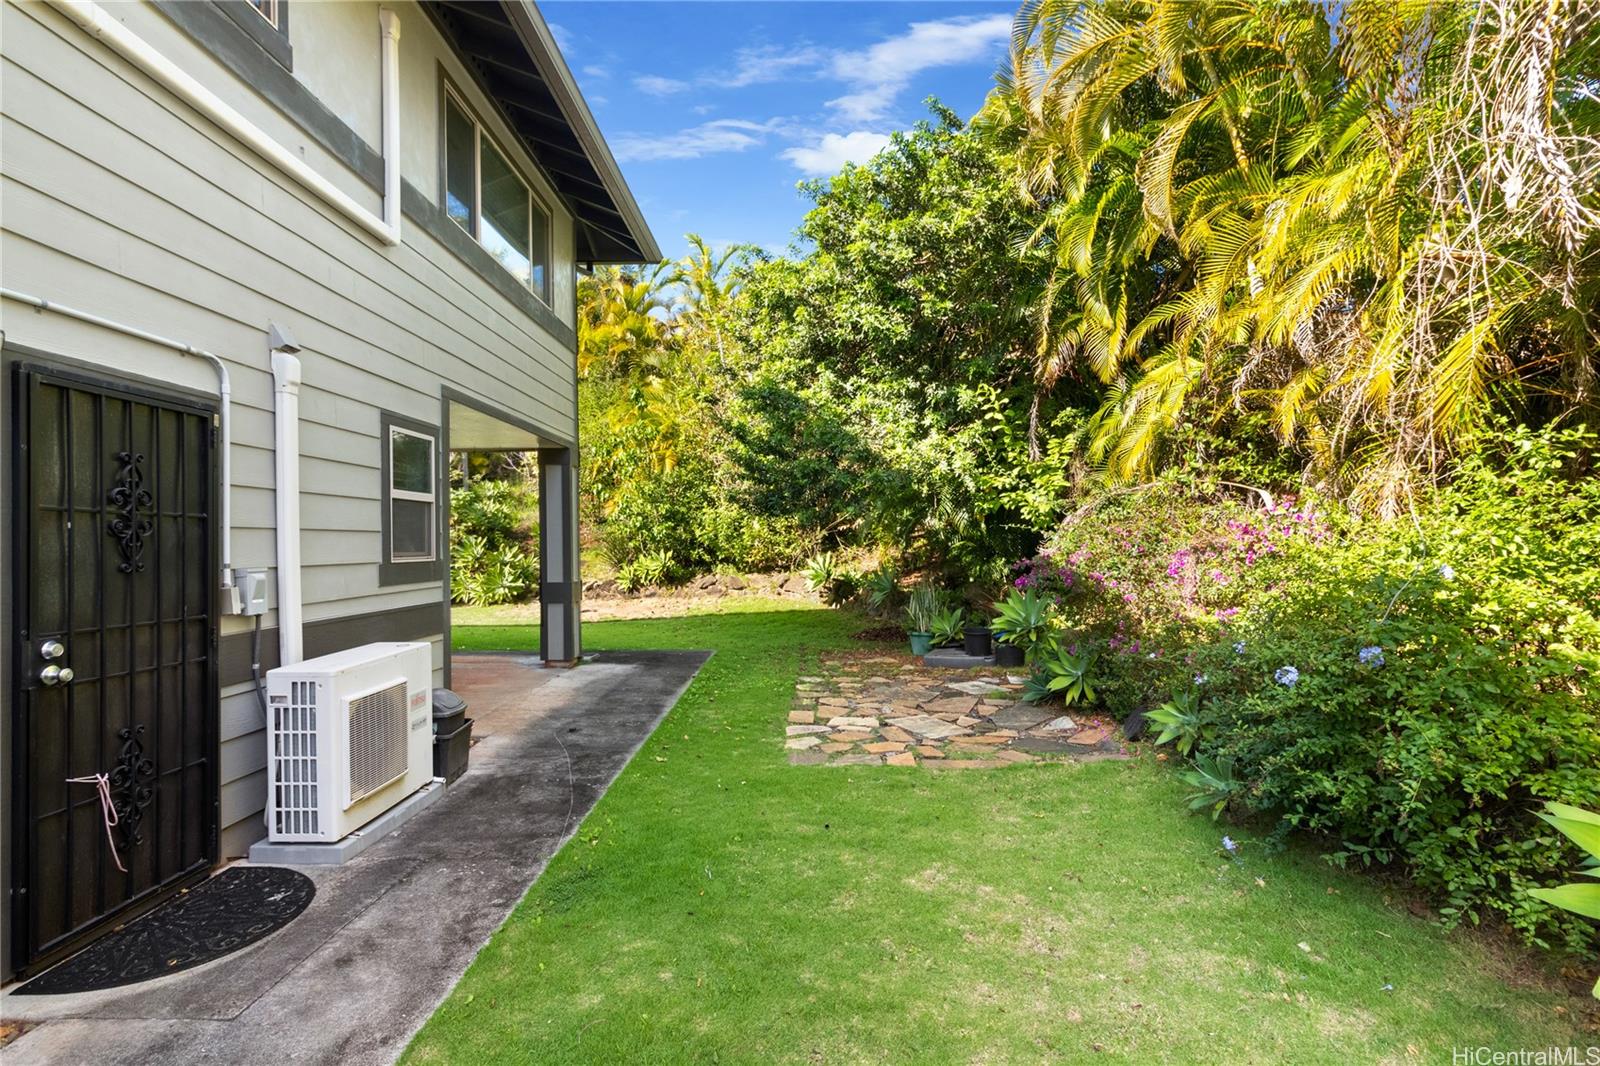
408 600 1587 1064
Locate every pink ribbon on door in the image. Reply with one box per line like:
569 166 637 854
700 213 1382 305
65 773 128 873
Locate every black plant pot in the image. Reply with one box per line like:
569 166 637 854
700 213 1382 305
963 626 993 657
994 642 1025 667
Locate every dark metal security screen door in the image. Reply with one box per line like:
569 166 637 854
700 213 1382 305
11 365 219 975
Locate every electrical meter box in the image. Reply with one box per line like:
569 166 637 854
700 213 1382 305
234 568 270 616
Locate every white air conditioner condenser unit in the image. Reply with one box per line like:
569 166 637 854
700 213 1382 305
265 641 434 842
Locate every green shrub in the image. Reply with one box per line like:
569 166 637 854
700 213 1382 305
450 480 538 606
1039 424 1600 951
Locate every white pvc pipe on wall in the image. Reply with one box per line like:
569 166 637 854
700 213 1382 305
50 0 403 247
271 352 304 665
0 288 236 601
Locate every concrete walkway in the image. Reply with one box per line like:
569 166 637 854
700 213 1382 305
1 650 710 1066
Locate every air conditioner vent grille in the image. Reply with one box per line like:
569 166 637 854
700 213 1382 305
347 681 409 804
272 679 320 837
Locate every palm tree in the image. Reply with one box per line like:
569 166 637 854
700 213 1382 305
990 0 1599 511
670 233 753 364
577 262 675 381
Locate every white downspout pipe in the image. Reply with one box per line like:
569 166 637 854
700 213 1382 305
50 0 402 247
379 8 402 233
1 288 235 604
271 351 304 666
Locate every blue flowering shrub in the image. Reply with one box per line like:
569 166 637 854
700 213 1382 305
1027 424 1600 951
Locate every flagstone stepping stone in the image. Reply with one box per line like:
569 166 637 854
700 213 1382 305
886 715 971 740
994 750 1037 763
921 696 978 717
986 705 1053 732
1034 715 1079 734
829 730 873 743
915 745 946 759
788 750 828 764
788 710 816 724
960 734 1010 746
956 715 982 727
923 759 1009 770
819 698 852 708
1068 725 1116 748
786 736 823 750
879 725 914 744
864 741 906 754
798 676 825 683
947 679 1001 696
1010 736 1077 754
830 754 881 765
885 752 917 767
819 742 855 754
827 716 880 729
786 724 831 735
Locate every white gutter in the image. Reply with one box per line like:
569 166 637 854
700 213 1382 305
270 350 304 666
1 288 235 604
50 0 402 247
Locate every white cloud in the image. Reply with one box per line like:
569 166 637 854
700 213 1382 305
725 44 828 88
635 74 691 96
826 14 1011 122
581 64 610 80
782 131 892 176
547 22 575 55
613 118 791 163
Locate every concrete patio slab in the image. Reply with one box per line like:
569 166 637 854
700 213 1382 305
1 650 710 1066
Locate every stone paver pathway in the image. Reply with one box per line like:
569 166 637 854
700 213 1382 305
784 653 1131 768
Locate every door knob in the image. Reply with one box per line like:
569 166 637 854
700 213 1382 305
40 639 65 660
40 664 73 686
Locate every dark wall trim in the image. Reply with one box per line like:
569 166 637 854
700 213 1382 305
220 601 446 685
401 183 574 348
151 3 377 181
378 409 446 588
153 0 578 352
210 0 292 72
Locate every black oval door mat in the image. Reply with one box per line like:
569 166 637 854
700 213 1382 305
15 866 315 995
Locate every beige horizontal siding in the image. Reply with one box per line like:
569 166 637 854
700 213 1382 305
2 0 573 854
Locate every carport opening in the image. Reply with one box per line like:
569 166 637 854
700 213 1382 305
445 398 579 673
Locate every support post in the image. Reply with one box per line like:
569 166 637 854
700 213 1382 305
537 448 580 665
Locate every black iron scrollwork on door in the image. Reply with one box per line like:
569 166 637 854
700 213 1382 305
107 450 155 573
109 725 156 848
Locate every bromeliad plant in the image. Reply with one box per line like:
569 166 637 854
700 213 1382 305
1180 754 1244 820
1527 801 1600 998
930 606 966 648
863 565 902 617
1147 689 1209 755
1022 642 1098 706
990 587 1055 658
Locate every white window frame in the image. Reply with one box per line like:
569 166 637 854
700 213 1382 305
442 84 551 303
388 425 437 563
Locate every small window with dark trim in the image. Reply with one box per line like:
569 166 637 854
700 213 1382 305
380 413 443 586
442 85 552 301
207 0 292 70
389 427 437 561
246 0 280 26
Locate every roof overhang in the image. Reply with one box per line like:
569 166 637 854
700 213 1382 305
423 1 661 265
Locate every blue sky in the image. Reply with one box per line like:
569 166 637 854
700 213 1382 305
543 1 1017 262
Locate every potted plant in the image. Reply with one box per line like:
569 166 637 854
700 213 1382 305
930 605 965 648
905 583 941 656
991 586 1051 667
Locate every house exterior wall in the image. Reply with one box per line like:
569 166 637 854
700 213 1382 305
0 0 581 877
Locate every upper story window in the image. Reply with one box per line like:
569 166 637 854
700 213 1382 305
246 0 280 26
443 88 551 302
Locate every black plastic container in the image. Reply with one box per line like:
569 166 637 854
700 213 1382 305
994 642 1025 667
963 626 993 657
431 689 471 784
434 717 473 785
